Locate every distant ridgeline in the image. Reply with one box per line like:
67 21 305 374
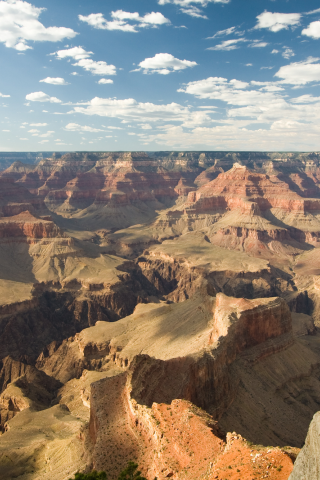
0 152 66 171
1 150 320 173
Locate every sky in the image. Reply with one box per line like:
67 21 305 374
0 0 320 152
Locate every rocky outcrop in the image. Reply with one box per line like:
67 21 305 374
289 412 320 480
89 390 294 480
0 356 62 430
0 211 65 240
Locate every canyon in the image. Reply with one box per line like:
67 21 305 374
0 151 320 480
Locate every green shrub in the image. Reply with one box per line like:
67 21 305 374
117 462 147 480
69 472 107 480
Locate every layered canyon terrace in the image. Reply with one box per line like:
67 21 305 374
1 151 320 479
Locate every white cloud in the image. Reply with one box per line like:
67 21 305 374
2 129 10 132
26 91 61 103
255 11 301 32
282 48 295 59
71 72 79 76
271 49 279 54
275 57 320 85
0 0 77 51
207 26 237 38
139 124 152 129
107 126 123 130
291 95 320 104
178 77 280 108
98 78 114 84
158 0 229 5
178 6 208 19
207 38 246 51
52 46 116 76
38 139 49 144
0 93 10 97
30 123 47 126
158 0 229 18
40 77 69 85
20 137 28 140
302 21 320 39
306 8 320 15
75 59 116 76
30 129 54 137
69 97 211 128
79 10 170 32
38 131 54 137
249 40 268 48
53 46 89 60
136 53 197 74
65 123 104 132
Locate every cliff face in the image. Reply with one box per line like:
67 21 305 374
0 211 64 240
85 292 296 480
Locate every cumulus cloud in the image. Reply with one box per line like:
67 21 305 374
275 57 320 85
40 77 69 85
135 53 197 74
65 123 104 132
177 77 280 108
131 74 320 150
140 117 320 150
207 38 246 51
255 11 301 32
0 93 10 97
0 0 77 51
68 97 211 128
282 48 295 60
29 123 47 126
52 46 116 76
98 79 114 84
79 10 170 32
302 21 320 39
26 91 61 103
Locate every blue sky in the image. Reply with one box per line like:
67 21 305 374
0 0 320 151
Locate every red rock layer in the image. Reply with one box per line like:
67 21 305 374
187 165 320 213
0 211 64 240
0 153 199 209
89 384 294 480
0 178 45 217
